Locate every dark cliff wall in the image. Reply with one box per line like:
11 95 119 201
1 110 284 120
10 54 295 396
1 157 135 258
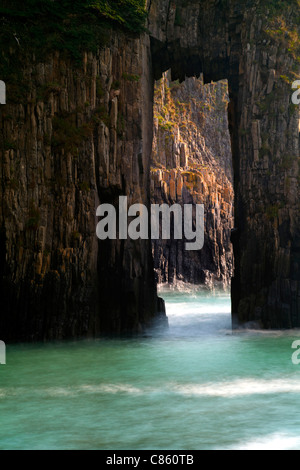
151 73 234 288
0 20 165 340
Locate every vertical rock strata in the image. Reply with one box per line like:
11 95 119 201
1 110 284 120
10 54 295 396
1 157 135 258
0 32 164 340
151 73 234 288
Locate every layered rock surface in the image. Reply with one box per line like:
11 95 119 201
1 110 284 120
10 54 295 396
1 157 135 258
151 73 234 288
0 33 165 340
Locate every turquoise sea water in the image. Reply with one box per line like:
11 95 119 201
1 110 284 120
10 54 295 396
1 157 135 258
1 287 300 450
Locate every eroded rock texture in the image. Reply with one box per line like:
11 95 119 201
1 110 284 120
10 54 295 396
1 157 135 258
0 33 165 340
151 73 234 288
0 0 299 340
149 0 300 328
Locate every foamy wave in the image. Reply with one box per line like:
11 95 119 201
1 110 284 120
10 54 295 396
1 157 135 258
0 384 141 399
41 377 300 398
2 378 300 400
44 387 77 397
78 384 141 394
157 281 229 296
229 433 300 450
233 328 300 338
167 304 231 317
171 378 300 398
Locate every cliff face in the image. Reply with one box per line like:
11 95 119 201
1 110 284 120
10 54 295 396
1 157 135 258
151 73 234 288
0 31 165 341
0 0 300 339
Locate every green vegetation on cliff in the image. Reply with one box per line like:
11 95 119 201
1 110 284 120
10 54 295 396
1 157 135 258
0 0 147 63
258 0 300 15
0 0 147 103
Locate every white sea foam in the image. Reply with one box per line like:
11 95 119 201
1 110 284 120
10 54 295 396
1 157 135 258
3 377 300 400
78 384 141 394
170 378 300 398
22 378 300 399
229 433 300 450
167 303 230 318
84 377 300 398
43 387 76 397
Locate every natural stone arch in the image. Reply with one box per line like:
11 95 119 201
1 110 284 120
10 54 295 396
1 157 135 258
148 0 300 328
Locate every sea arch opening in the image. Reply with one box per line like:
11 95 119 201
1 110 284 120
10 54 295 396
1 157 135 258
150 69 235 332
147 0 300 330
149 20 238 329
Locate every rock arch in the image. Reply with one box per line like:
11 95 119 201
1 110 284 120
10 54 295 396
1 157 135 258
0 341 6 365
148 0 300 328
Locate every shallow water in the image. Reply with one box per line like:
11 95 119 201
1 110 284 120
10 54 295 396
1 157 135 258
1 288 300 450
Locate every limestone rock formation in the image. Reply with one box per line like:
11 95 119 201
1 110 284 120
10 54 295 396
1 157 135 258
151 73 234 289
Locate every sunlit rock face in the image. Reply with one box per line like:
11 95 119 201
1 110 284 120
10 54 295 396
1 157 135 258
0 0 299 340
151 73 234 289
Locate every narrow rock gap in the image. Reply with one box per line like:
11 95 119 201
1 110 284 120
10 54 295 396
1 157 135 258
151 70 234 292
